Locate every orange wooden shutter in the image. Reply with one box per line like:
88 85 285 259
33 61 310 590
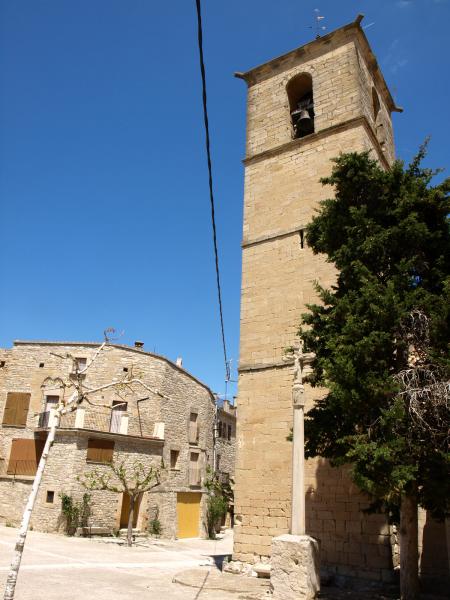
7 439 39 475
2 393 30 426
87 439 114 463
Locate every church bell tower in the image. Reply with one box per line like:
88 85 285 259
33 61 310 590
233 15 402 580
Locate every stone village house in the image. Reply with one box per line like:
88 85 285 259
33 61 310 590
232 14 449 590
0 340 236 539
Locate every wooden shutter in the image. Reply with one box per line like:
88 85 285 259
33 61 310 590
87 439 114 463
189 452 200 486
2 393 31 426
7 438 43 476
189 413 199 444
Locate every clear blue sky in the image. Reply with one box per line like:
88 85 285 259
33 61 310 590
1 0 449 397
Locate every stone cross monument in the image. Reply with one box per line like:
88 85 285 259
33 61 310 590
291 341 307 536
271 344 321 599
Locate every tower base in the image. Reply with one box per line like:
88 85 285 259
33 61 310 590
271 534 320 600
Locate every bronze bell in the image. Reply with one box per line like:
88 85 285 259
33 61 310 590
298 109 311 123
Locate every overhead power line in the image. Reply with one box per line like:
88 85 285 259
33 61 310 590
194 0 230 381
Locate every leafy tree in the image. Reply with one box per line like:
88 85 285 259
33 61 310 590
300 146 450 600
80 460 163 547
204 466 233 539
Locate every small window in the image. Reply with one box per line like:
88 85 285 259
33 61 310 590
170 449 180 470
0 361 5 368
74 357 87 373
86 439 114 463
46 490 55 503
299 229 305 249
227 424 232 441
2 392 31 427
123 367 128 373
189 412 199 444
39 363 45 368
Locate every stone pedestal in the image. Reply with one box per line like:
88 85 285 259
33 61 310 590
271 534 320 600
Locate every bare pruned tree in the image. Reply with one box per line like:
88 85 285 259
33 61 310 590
80 460 163 547
395 310 450 446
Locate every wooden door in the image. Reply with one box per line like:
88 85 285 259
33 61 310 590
177 492 202 538
120 492 142 528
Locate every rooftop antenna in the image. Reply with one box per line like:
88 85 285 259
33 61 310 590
308 8 326 39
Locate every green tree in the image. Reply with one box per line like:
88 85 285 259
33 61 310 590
204 467 233 539
300 147 450 600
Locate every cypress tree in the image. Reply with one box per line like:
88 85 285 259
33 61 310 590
301 145 450 600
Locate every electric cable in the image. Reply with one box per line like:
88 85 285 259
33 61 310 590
194 0 229 380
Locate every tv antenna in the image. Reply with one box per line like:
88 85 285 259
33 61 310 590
308 8 326 39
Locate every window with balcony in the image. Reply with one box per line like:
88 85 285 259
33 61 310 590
86 439 114 463
39 395 59 428
110 401 127 434
2 392 31 427
7 438 45 476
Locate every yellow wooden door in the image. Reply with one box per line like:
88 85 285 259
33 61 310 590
177 492 202 538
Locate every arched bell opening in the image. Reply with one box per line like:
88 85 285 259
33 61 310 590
286 73 315 139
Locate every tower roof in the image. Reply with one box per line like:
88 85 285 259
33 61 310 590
235 14 402 114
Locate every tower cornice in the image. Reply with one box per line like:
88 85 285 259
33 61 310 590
235 14 402 115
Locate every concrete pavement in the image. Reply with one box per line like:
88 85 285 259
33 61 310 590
0 526 268 600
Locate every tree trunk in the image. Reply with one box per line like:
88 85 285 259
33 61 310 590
399 491 419 600
3 413 60 600
127 495 135 547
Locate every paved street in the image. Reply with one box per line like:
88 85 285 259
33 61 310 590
2 525 446 600
0 526 267 600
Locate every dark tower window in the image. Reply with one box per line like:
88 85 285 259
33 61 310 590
372 87 380 121
287 73 315 139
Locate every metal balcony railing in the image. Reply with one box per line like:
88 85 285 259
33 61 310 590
36 408 161 439
38 411 50 428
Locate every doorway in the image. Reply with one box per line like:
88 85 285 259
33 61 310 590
177 492 202 538
119 492 142 529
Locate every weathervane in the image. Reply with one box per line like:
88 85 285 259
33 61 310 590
309 8 326 39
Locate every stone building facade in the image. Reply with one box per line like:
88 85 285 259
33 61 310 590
215 399 237 481
233 15 449 587
0 340 233 539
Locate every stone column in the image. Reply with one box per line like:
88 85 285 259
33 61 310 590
271 344 320 600
291 379 305 535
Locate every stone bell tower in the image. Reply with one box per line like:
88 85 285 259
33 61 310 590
233 16 402 581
